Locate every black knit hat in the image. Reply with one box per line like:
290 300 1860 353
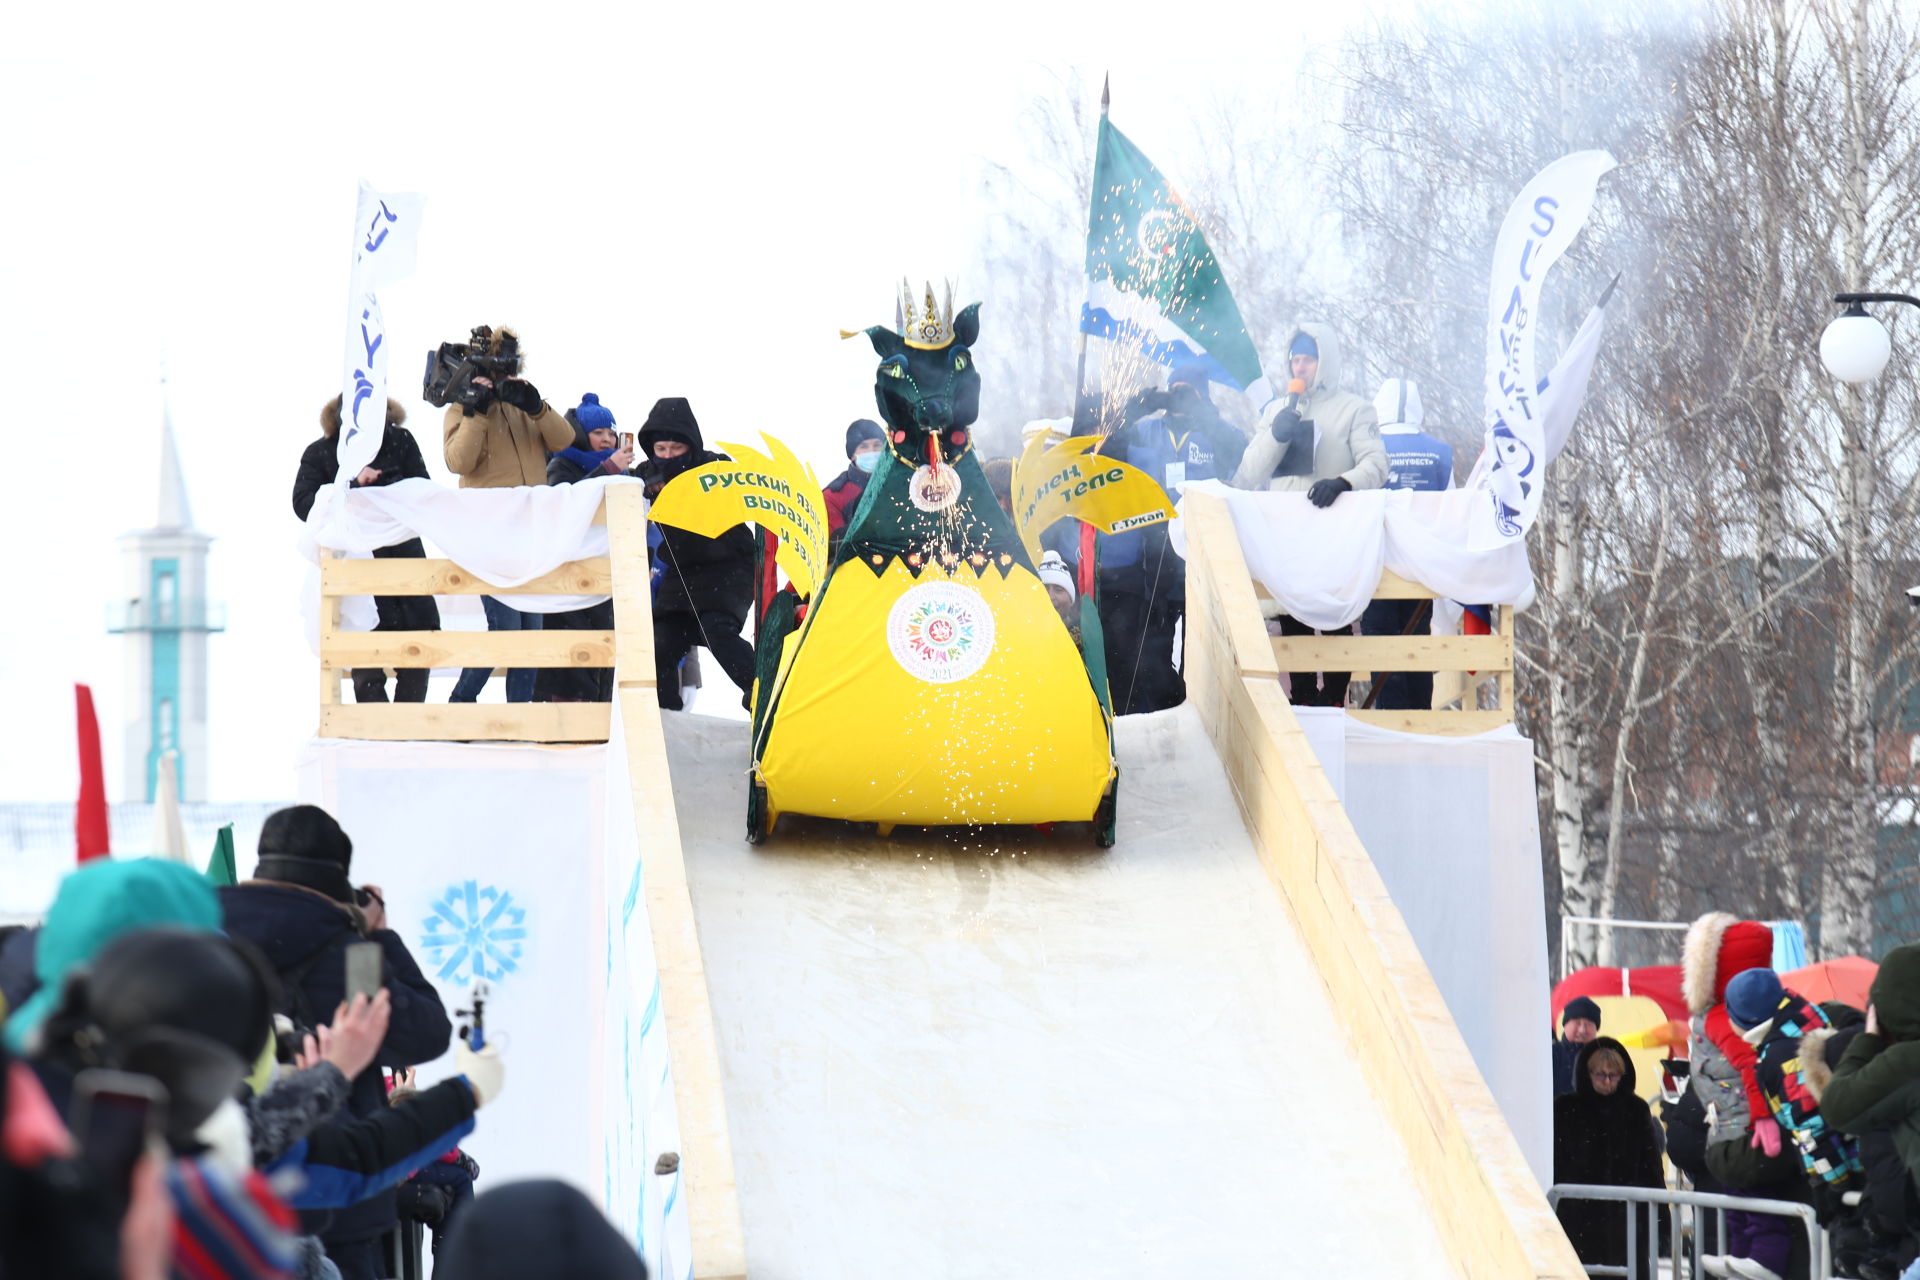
255 805 355 903
845 419 884 458
1562 996 1602 1029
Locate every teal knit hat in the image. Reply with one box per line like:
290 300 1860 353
3 858 221 1050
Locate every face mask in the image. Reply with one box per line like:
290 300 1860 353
855 450 881 474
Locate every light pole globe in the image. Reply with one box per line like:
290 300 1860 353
1821 306 1893 383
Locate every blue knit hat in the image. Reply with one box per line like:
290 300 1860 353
1725 967 1785 1030
1288 332 1320 360
576 393 616 433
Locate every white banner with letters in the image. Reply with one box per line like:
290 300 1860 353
1471 151 1614 549
337 183 425 488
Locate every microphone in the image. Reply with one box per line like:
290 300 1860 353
1282 377 1307 415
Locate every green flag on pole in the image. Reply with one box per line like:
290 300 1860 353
1081 117 1268 401
205 823 237 887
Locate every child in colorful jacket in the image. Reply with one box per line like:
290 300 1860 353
1725 967 1865 1222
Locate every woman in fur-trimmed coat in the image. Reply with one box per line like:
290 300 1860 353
1683 912 1809 1279
292 396 440 703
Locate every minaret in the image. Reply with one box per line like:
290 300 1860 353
111 386 221 801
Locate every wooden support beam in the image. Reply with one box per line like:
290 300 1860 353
1270 633 1513 673
323 631 615 669
322 557 612 597
605 485 657 692
1373 568 1440 599
1345 709 1515 736
317 703 611 742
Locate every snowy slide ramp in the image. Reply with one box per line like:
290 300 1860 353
645 492 1581 1278
668 705 1450 1276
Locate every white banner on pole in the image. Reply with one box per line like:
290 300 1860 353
1469 151 1614 550
336 184 424 488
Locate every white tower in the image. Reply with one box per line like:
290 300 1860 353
111 393 221 801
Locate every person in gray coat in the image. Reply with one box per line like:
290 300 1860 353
1232 322 1388 706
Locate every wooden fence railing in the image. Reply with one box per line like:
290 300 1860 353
1267 572 1516 735
315 490 647 742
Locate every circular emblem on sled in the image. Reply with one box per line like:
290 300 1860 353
887 581 996 684
907 463 963 513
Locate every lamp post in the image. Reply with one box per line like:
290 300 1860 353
1821 291 1920 383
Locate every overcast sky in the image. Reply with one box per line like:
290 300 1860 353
0 0 1421 804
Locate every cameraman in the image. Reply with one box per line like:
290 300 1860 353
441 326 574 704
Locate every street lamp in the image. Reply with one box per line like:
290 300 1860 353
1822 291 1919 383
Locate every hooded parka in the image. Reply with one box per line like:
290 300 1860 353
1553 1036 1666 1271
1817 943 1920 1200
1232 322 1388 492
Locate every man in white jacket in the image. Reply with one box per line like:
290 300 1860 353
1231 323 1387 500
1233 322 1387 706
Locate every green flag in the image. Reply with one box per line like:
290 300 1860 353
1081 117 1268 399
205 823 236 887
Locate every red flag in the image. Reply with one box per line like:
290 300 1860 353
75 684 110 863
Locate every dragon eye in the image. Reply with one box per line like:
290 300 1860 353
953 353 970 372
881 362 906 379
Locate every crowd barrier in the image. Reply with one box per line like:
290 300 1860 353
1546 1183 1830 1280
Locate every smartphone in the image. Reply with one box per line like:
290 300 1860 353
71 1070 167 1201
344 940 384 1003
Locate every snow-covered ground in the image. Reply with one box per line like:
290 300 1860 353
668 706 1451 1278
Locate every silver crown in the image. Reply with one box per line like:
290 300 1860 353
899 278 955 349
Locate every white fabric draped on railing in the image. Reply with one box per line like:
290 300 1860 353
299 475 645 642
1169 480 1535 631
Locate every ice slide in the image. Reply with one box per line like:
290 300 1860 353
297 491 1581 1277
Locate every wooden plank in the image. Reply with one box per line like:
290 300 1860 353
1345 709 1514 735
1270 633 1513 673
606 485 658 691
319 551 343 709
1374 568 1440 599
1496 605 1518 712
322 557 613 597
617 687 749 1275
323 631 614 669
317 702 610 742
1182 492 1280 679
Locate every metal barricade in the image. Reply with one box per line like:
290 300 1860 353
1548 1183 1828 1280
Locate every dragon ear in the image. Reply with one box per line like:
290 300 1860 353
841 325 906 360
953 303 981 347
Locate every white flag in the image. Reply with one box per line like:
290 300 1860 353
1463 295 1610 492
336 184 424 488
153 751 190 863
1469 151 1615 549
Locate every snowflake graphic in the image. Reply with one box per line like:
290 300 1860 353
419 880 527 987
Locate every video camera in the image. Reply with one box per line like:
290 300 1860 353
422 326 523 410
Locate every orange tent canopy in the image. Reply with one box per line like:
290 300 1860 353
1783 956 1878 1010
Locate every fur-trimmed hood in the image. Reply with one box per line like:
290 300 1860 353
1802 1026 1844 1102
1681 911 1774 1014
320 395 406 440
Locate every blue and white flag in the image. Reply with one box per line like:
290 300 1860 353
337 183 425 488
1469 151 1614 549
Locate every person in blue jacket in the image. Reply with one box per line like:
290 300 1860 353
1362 378 1455 711
1078 358 1247 714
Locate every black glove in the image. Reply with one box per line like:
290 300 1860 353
495 378 543 414
1307 477 1352 508
1268 405 1304 442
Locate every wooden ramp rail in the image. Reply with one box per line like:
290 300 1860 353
1185 490 1581 1280
1270 571 1516 735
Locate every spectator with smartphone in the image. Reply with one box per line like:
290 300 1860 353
219 805 451 1280
536 393 628 703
